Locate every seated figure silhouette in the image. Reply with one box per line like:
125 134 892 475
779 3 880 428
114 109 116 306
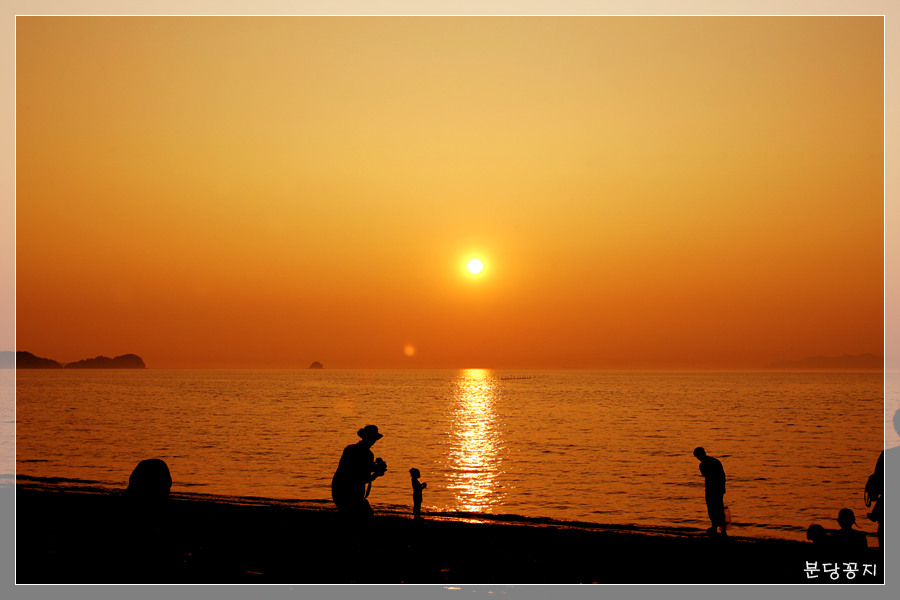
331 425 387 520
805 523 832 566
806 523 829 545
830 508 868 555
125 458 173 508
119 458 176 582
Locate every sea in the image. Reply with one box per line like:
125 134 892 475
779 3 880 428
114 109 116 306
10 369 891 542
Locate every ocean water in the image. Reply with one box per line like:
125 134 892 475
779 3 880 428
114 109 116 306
13 369 887 542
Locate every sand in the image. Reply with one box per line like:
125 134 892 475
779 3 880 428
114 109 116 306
14 483 883 585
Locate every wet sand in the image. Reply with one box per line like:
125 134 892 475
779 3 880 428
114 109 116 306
15 483 883 584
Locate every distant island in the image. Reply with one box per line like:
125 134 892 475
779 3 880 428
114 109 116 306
14 351 147 369
14 351 63 369
309 361 324 369
767 353 882 370
65 354 146 369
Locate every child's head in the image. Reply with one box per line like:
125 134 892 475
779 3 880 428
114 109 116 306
409 468 420 478
837 508 856 529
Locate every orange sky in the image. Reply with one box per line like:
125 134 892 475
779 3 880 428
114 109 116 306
15 16 883 369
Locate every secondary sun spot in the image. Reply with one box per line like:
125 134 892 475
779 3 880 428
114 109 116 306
467 258 484 274
404 344 416 357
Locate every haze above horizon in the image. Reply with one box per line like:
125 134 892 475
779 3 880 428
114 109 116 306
16 17 883 369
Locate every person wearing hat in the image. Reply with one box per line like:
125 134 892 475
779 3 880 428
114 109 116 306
830 508 869 554
331 425 387 519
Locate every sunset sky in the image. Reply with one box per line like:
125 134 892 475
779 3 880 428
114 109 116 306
15 16 883 369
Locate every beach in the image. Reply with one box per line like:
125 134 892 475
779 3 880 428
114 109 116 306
14 482 884 585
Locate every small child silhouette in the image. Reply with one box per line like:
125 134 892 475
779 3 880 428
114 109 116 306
409 468 427 519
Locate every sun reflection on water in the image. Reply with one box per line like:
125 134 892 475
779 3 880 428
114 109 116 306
447 369 504 512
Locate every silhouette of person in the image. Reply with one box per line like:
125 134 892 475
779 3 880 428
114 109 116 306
830 508 868 554
125 458 173 509
806 523 829 546
120 458 177 581
409 468 427 519
865 450 883 548
805 523 832 567
331 425 387 520
866 407 900 550
693 447 727 536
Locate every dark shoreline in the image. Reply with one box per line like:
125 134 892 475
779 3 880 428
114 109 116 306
15 483 883 584
11 475 809 541
14 475 715 533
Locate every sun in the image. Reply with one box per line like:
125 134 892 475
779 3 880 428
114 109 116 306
467 258 484 274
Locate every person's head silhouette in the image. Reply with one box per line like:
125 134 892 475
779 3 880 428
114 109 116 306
126 458 172 507
693 447 707 460
807 523 828 544
837 508 857 530
357 425 383 448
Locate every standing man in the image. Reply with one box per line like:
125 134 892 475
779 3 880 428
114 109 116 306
693 446 727 536
865 450 883 548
